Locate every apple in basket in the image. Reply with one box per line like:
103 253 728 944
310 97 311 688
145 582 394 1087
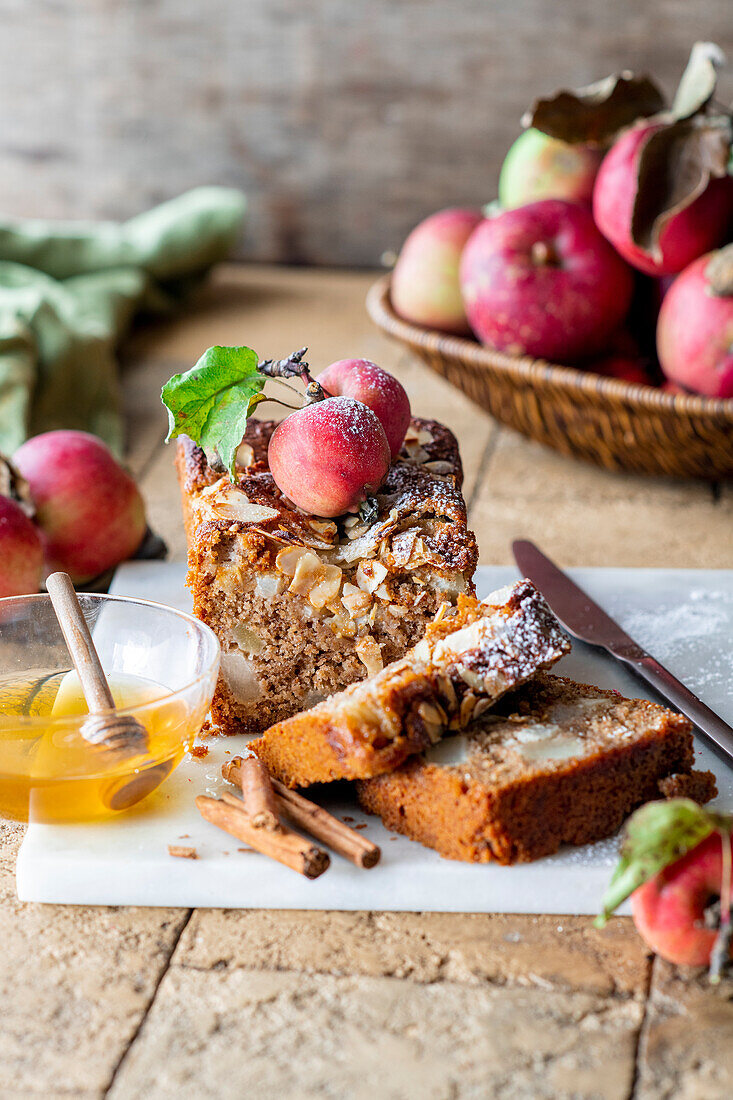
657 246 733 399
460 199 634 362
391 207 483 335
13 430 147 584
498 128 602 209
593 121 733 278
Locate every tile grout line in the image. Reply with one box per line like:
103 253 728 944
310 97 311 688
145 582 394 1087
627 952 657 1100
102 909 193 1098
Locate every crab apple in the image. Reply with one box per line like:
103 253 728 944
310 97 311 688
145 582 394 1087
13 431 147 584
498 129 601 209
391 207 483 335
316 359 411 458
657 251 733 398
460 199 634 361
0 496 43 597
268 396 391 518
593 122 733 277
631 831 733 967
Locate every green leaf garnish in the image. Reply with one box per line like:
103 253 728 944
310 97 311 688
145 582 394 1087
596 799 727 927
161 345 266 478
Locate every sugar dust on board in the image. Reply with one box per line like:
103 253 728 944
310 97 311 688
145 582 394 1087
0 670 193 823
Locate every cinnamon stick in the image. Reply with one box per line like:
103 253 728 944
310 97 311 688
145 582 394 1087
238 756 280 830
196 795 330 880
222 757 381 869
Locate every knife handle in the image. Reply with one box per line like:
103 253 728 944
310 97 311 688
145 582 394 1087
622 653 733 766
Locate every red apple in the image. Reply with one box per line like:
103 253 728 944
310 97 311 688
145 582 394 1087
268 396 391 517
586 353 652 386
0 496 44 597
657 250 733 398
593 122 733 277
13 431 147 584
632 831 733 967
498 129 601 209
316 359 410 459
391 208 483 335
459 199 634 361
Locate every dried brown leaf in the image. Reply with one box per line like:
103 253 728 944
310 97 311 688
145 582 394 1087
631 116 733 257
672 41 726 121
525 72 666 146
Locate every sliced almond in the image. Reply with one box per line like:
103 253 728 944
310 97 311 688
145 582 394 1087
459 691 478 725
423 460 453 475
342 582 372 618
276 545 314 576
289 551 326 595
235 442 256 468
355 559 388 594
206 486 279 524
355 636 383 677
403 425 435 446
308 563 343 609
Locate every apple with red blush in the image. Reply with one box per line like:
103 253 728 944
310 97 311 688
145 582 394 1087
593 122 733 278
657 246 733 399
460 199 634 361
0 495 44 597
498 128 601 209
267 396 391 517
13 431 147 584
391 207 483 335
317 358 411 458
632 830 732 968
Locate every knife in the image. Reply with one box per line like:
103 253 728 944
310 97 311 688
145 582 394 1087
512 539 733 770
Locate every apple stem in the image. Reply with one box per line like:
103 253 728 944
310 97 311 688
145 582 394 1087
303 381 327 406
258 348 314 385
531 240 558 267
709 826 732 984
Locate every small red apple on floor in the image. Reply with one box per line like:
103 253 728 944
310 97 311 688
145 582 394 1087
498 128 601 209
0 496 44 597
657 247 733 399
632 831 732 967
316 359 411 458
459 199 634 361
13 431 147 584
391 208 483 335
268 396 391 517
593 122 733 277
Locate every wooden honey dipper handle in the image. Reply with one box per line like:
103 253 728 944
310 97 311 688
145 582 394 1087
46 572 148 754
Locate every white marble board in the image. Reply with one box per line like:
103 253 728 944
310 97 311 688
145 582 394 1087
16 563 733 913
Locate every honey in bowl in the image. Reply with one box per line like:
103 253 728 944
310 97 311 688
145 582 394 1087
0 668 198 823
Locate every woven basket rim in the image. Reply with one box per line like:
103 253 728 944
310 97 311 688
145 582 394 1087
367 274 733 421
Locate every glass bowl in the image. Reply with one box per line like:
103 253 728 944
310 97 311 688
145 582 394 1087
0 592 219 824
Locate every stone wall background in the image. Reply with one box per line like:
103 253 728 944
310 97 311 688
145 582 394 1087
1 0 731 265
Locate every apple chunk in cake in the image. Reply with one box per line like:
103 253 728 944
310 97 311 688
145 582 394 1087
176 418 478 734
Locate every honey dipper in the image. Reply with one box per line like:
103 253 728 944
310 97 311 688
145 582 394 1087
46 572 149 755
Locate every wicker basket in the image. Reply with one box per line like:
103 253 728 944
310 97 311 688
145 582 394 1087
367 274 733 479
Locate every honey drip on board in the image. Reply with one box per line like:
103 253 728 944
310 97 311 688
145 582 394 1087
0 670 193 823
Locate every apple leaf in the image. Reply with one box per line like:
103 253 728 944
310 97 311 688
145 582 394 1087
630 115 733 259
595 799 730 928
524 72 666 146
161 345 266 478
672 41 726 121
706 243 733 297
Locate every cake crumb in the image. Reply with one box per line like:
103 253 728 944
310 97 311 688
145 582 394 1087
190 744 210 759
168 844 198 859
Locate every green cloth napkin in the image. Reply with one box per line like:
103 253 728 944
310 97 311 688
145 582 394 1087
0 187 246 456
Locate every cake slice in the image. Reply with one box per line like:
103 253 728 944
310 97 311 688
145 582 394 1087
176 417 478 734
356 673 715 865
249 580 571 786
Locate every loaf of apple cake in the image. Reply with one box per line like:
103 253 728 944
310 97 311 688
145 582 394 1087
250 581 571 786
356 673 715 864
176 417 478 734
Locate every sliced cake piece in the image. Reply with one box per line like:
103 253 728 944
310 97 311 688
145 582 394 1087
356 673 714 865
249 580 571 786
176 417 478 734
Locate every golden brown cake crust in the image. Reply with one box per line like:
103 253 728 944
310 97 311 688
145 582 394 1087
250 584 570 787
356 674 700 865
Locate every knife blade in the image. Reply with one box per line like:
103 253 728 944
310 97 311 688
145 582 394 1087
512 539 733 770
